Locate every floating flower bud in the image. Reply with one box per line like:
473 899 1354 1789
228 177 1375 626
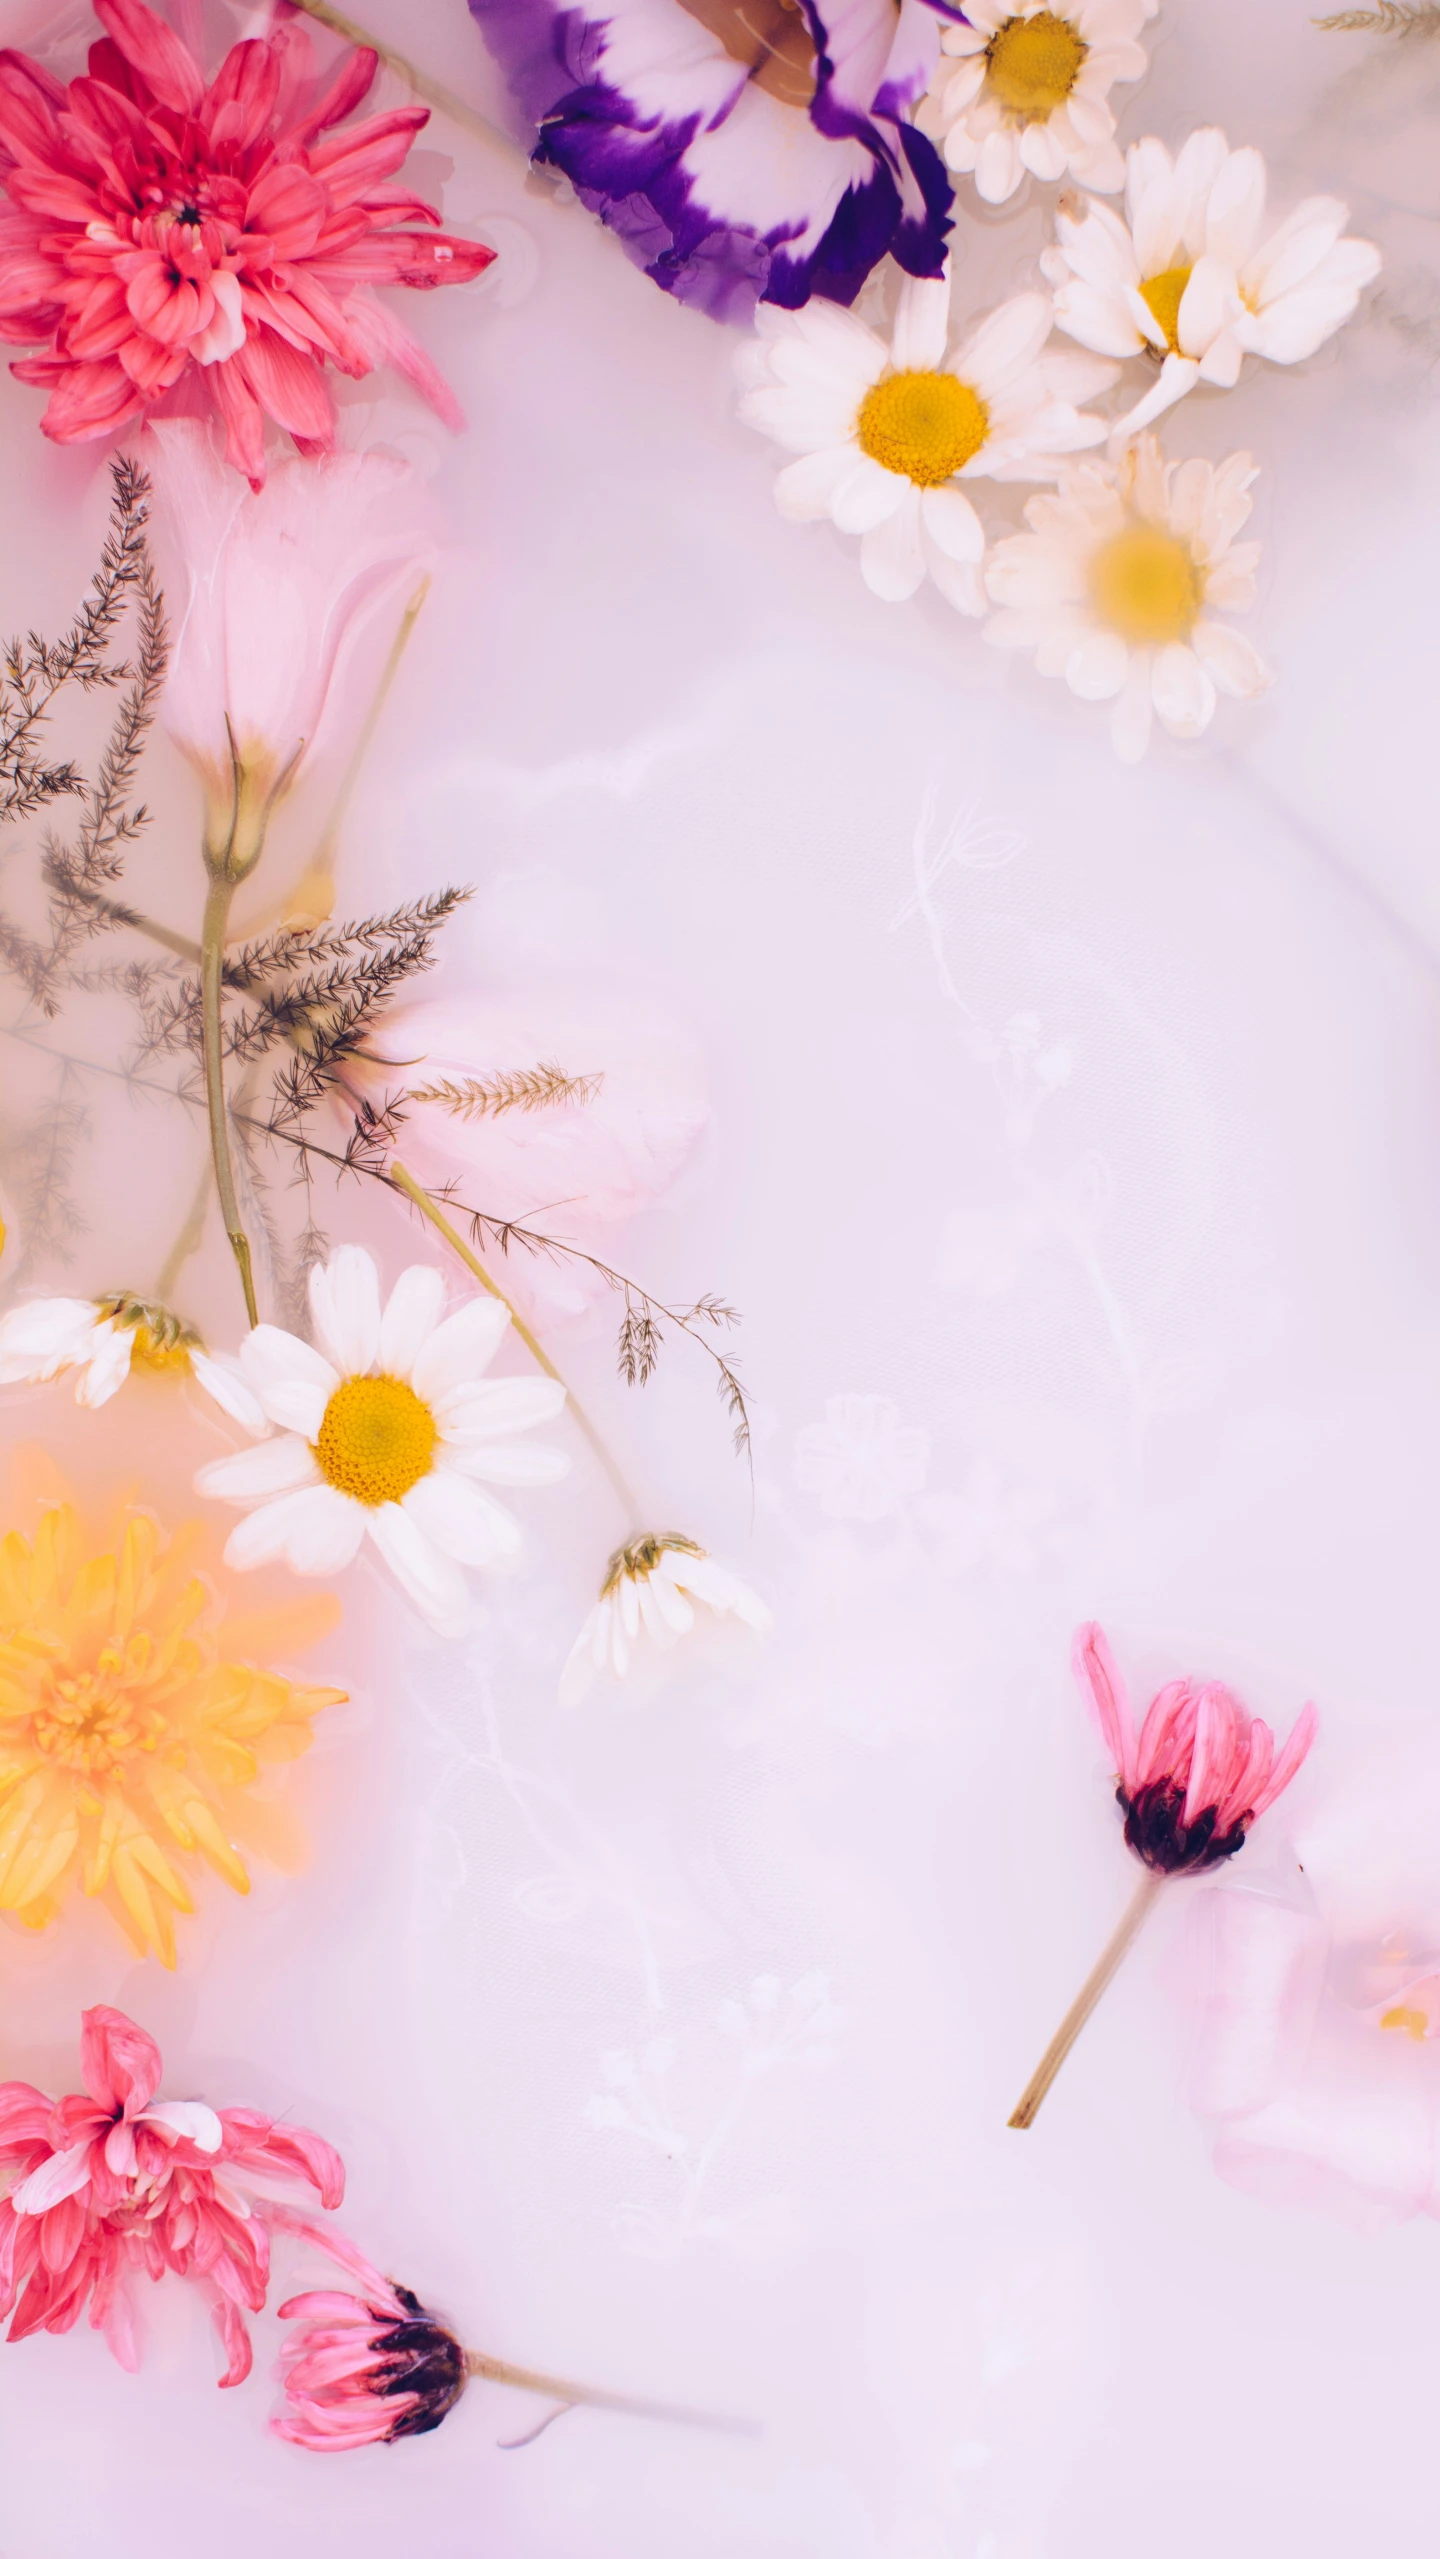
560 1532 772 1705
0 1290 262 1424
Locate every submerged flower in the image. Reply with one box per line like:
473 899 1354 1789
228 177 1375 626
468 0 951 320
277 2236 468 2449
0 0 493 484
984 432 1270 761
0 1502 342 1964
1074 1619 1319 1876
148 416 432 879
560 1532 772 1704
1042 130 1381 437
196 1246 566 1637
0 1290 260 1422
1008 1621 1317 2129
739 271 1114 607
920 0 1154 207
0 2004 343 2379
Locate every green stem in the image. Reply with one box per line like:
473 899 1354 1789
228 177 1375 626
201 875 258 1329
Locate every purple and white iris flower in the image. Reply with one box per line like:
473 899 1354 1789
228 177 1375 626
467 0 954 320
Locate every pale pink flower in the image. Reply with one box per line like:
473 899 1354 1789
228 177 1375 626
275 2229 468 2449
1075 1618 1318 1874
1188 1743 1440 2229
0 0 493 485
146 415 432 864
0 2004 343 2380
359 995 709 1323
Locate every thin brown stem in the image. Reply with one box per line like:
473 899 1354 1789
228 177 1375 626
463 2350 758 2438
311 578 431 882
387 1154 642 1523
201 876 258 1328
1008 1868 1164 2131
291 0 523 155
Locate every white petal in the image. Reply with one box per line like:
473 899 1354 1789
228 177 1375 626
402 1469 522 1567
663 1552 774 1632
12 2140 95 2214
1192 618 1271 699
926 546 987 615
379 1263 447 1380
861 489 926 601
1110 649 1154 761
143 2100 223 2152
434 1374 567 1441
1020 119 1068 180
196 1433 320 1502
1203 145 1266 269
1110 352 1200 438
365 1501 471 1634
890 272 952 372
976 125 1023 204
223 1483 366 1576
774 444 863 522
1176 253 1237 356
189 1349 267 1434
309 1245 382 1376
955 292 1052 398
409 1295 510 1402
1066 630 1129 699
1151 641 1217 738
77 1324 134 1409
832 455 908 536
0 1297 99 1364
920 483 984 563
238 1325 339 1438
441 1438 569 1487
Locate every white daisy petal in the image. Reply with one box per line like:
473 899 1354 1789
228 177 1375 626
975 125 1023 205
1019 119 1067 180
774 444 863 522
861 489 926 601
189 1349 267 1435
1066 630 1129 699
832 455 909 536
77 1324 134 1409
0 1297 101 1376
223 1483 365 1576
379 1263 447 1380
196 1434 320 1502
401 1469 522 1568
920 483 984 563
890 271 952 372
441 1438 570 1487
365 1502 471 1634
433 1375 568 1441
954 292 1053 399
409 1295 511 1402
238 1325 339 1439
1152 642 1217 738
1111 650 1155 761
1192 619 1271 698
309 1244 382 1376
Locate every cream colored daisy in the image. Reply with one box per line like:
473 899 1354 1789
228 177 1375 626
195 1246 567 1636
737 270 1115 609
1041 129 1382 438
919 0 1155 207
559 1533 772 1705
983 433 1270 761
0 1291 262 1424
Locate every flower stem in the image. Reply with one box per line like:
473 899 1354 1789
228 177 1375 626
291 0 521 159
1007 1869 1164 2131
463 2350 758 2438
310 578 431 886
201 876 258 1329
153 1149 214 1304
386 1155 642 1523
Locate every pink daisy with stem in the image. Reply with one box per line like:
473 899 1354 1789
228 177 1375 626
1008 1621 1318 2130
0 0 494 484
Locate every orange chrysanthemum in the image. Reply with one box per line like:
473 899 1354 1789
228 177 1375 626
0 1504 343 1965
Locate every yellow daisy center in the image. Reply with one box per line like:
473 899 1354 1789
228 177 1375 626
1380 2004 1431 2041
314 1374 437 1507
1090 524 1203 646
986 11 1087 119
857 370 989 487
1138 264 1193 354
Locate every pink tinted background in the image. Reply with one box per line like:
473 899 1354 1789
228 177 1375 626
2 1 1440 2553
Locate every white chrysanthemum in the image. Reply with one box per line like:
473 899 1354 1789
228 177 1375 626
1041 128 1382 437
559 1534 772 1705
984 433 1270 762
919 0 1155 207
0 1291 262 1423
736 272 1116 610
195 1245 567 1636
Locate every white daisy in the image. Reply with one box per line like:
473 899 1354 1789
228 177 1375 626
0 1291 263 1424
1041 129 1382 437
983 432 1270 762
194 1245 567 1636
918 0 1155 208
559 1533 772 1705
737 270 1116 610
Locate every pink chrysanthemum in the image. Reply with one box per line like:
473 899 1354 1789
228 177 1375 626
0 2004 344 2381
276 2232 469 2449
0 0 494 484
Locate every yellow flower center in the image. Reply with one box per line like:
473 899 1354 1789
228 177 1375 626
130 1322 193 1377
600 1531 705 1597
1380 2004 1431 2041
313 1374 437 1507
1089 525 1203 646
1138 264 1193 354
95 1294 197 1379
857 370 989 487
33 1649 169 1777
986 11 1087 119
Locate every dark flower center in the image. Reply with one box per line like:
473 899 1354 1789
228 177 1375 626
1118 1778 1249 1875
176 204 202 226
375 2286 468 2440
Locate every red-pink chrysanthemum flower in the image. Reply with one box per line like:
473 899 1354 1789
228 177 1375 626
1074 1619 1319 1875
275 2230 468 2450
0 0 494 484
0 2004 344 2381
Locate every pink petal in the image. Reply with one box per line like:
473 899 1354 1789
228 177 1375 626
1070 1620 1134 1786
94 0 206 114
80 2005 162 2116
